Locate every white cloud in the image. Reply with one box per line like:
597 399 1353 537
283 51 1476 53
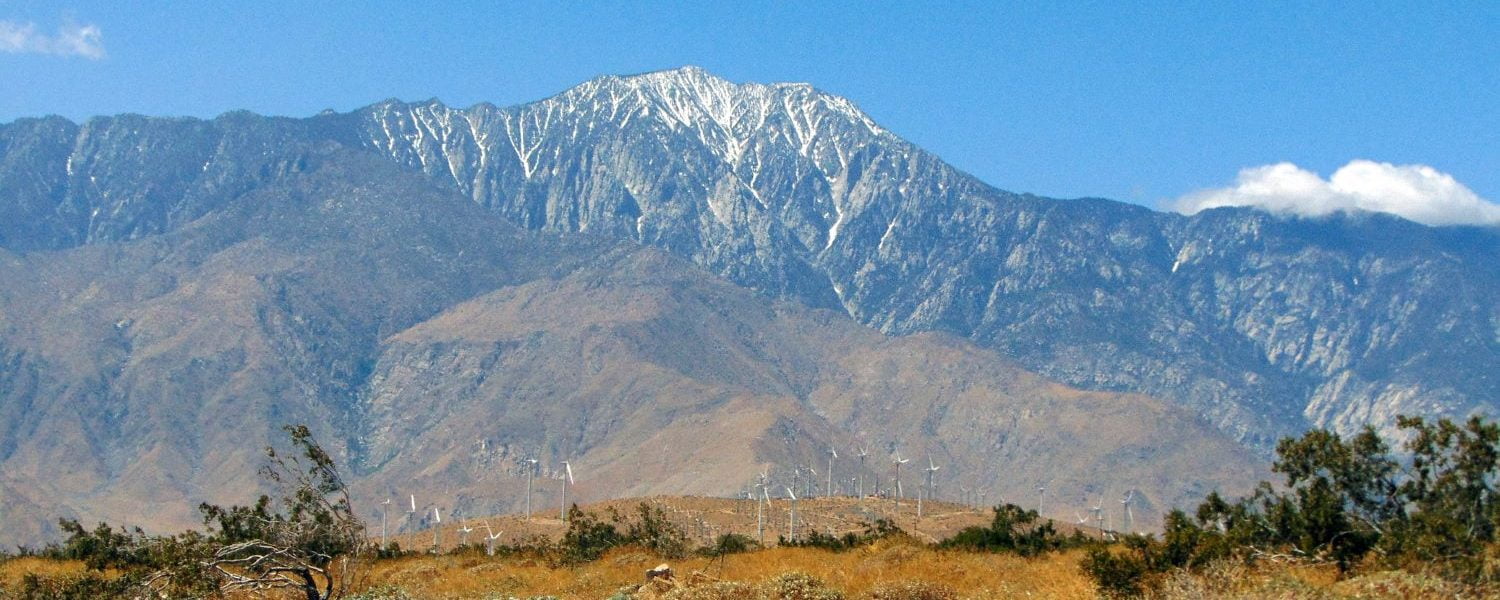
0 19 105 59
1175 160 1500 227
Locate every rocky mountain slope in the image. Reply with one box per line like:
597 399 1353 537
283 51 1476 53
0 147 1260 545
1 67 1494 544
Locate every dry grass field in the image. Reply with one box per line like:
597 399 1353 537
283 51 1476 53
0 540 1477 599
384 495 1088 554
363 540 1097 599
1 495 1483 599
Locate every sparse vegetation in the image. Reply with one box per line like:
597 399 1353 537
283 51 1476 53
9 424 367 600
939 503 1083 556
9 417 1500 599
1077 415 1500 597
779 519 904 552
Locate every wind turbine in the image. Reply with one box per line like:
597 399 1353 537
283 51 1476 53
826 447 838 498
407 494 417 533
920 457 940 518
1120 491 1135 535
1036 478 1055 518
977 490 987 509
432 507 442 552
786 487 798 541
481 521 502 556
379 498 391 548
758 480 770 545
891 448 910 509
458 517 474 547
1076 511 1090 525
524 458 539 519
1092 492 1106 534
856 446 869 499
559 461 574 521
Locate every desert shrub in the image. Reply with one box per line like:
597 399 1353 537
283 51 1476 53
1080 546 1148 599
375 541 413 559
8 572 139 600
865 580 956 600
33 424 367 600
939 504 1072 556
701 533 759 557
782 519 904 552
348 584 416 600
765 572 844 600
557 502 697 564
663 581 765 600
1081 415 1500 597
624 502 690 559
559 505 625 564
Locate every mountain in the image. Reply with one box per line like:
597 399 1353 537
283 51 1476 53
332 67 1496 449
0 66 1493 543
0 145 1260 545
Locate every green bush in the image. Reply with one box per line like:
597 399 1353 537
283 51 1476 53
1079 546 1147 599
1079 415 1500 596
559 505 625 563
938 504 1075 556
782 519 903 552
624 502 690 559
702 532 759 556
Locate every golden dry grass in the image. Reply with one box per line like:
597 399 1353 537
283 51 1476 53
0 557 93 588
1 548 1484 600
363 538 1097 599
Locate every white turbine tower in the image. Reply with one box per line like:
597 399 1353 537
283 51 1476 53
755 472 769 545
481 521 502 556
1092 492 1105 534
856 446 869 499
826 446 838 497
920 457 940 518
786 486 798 541
1036 480 1051 518
758 478 771 545
458 518 474 547
379 498 391 548
891 448 910 511
1121 491 1135 535
407 494 417 534
559 461 575 521
432 507 442 552
524 458 539 520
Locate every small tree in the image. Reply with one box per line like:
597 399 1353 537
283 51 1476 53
188 424 367 600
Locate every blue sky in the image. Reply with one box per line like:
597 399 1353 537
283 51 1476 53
2 1 1496 214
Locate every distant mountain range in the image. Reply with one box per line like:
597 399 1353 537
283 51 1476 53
0 67 1492 545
